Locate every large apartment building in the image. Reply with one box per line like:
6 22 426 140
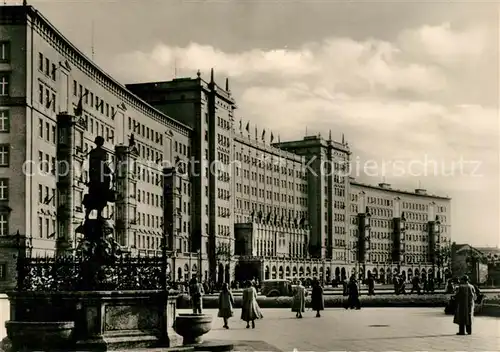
349 182 451 282
0 5 452 287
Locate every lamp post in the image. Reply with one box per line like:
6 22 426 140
197 249 202 281
429 216 441 280
160 237 168 291
399 212 406 268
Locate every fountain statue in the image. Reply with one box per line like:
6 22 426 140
78 136 120 290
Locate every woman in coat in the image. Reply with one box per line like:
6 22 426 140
311 278 324 317
218 282 234 329
241 280 263 328
291 279 306 318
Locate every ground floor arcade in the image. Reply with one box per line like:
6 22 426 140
234 257 450 283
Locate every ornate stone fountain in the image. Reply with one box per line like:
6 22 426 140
4 130 179 351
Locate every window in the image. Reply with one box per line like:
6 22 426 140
0 110 9 132
73 80 77 96
0 213 8 236
0 75 9 96
45 58 49 76
37 118 44 138
0 42 10 63
51 63 56 81
52 93 56 112
0 263 6 281
0 179 8 200
51 125 56 143
39 83 43 103
0 145 9 167
38 216 43 238
39 52 43 71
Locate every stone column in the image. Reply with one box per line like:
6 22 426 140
163 167 179 280
55 114 85 256
114 145 138 247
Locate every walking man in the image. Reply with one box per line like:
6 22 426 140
454 275 476 335
189 277 204 314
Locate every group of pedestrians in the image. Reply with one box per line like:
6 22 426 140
191 274 479 336
189 277 264 329
219 280 263 329
291 277 324 318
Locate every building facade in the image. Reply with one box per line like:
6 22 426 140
0 4 452 288
349 182 451 282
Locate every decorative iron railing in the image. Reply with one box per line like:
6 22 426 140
18 253 168 292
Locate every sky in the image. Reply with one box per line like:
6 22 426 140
18 0 500 247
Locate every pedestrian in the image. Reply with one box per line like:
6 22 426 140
218 282 234 329
446 279 455 294
410 275 421 294
453 275 476 335
398 276 407 294
241 280 263 329
345 275 361 310
393 275 399 295
189 277 204 314
367 273 375 296
291 279 306 318
342 278 348 296
427 276 435 293
311 278 324 317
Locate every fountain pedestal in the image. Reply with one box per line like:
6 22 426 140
174 314 234 351
5 290 180 351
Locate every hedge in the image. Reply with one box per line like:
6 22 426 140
176 293 451 309
483 294 500 305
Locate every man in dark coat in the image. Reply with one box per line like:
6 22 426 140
345 275 361 310
367 274 375 296
454 275 476 335
311 278 325 317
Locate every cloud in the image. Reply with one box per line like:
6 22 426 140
110 36 447 96
102 21 498 246
397 22 488 67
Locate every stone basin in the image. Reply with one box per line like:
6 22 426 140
5 320 75 351
174 313 213 345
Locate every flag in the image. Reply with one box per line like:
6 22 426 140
74 95 83 116
239 119 242 131
255 126 257 140
73 90 88 117
245 121 249 132
261 129 266 141
270 132 274 143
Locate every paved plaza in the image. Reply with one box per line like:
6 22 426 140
179 308 500 351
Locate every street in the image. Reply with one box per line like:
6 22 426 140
179 308 500 351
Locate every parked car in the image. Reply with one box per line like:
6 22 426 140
260 279 294 297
